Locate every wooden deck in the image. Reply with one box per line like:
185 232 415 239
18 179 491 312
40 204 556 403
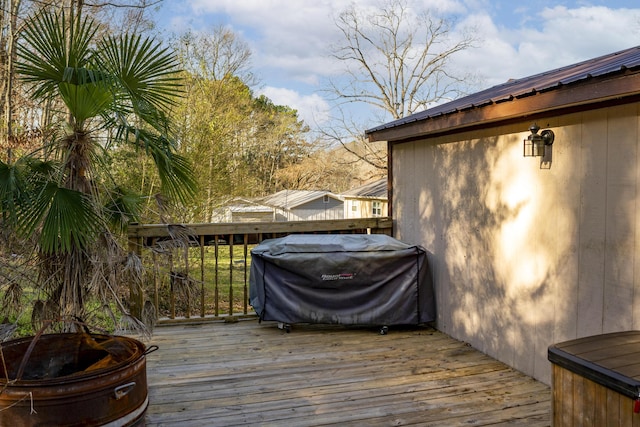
144 319 551 426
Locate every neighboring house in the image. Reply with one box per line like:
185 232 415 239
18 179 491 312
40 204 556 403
366 46 640 385
211 198 274 223
259 190 344 221
342 179 388 219
213 183 388 223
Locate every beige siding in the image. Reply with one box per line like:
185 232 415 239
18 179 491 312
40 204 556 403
344 198 388 218
392 103 640 385
231 212 274 223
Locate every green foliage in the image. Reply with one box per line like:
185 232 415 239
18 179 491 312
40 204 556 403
0 9 196 330
0 160 26 224
97 33 183 112
23 181 103 255
11 9 196 230
17 11 97 102
173 71 312 222
146 244 255 319
103 185 143 233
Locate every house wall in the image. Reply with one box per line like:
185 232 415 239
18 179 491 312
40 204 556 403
344 198 388 218
231 211 274 223
391 102 640 385
275 197 344 221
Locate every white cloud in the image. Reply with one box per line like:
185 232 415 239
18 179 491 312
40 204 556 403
180 0 343 89
450 5 640 90
257 86 331 127
162 1 640 129
533 6 640 60
179 0 470 86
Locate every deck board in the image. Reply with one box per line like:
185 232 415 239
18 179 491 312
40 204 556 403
145 320 551 426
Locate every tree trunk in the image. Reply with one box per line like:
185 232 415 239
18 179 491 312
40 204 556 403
5 0 21 154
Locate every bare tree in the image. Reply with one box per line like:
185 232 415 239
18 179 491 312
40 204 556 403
176 25 255 84
0 0 25 161
276 140 385 192
86 0 162 35
323 0 479 169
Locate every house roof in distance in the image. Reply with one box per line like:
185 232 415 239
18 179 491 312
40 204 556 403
260 190 342 209
342 179 388 199
217 197 273 213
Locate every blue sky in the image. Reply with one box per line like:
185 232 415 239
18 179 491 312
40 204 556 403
156 0 640 130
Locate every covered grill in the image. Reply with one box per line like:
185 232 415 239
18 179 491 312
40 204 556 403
249 234 434 330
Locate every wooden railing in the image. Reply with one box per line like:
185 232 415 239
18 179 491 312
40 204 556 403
127 218 393 324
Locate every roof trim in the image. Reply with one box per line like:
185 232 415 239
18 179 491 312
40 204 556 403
341 178 388 199
366 45 640 143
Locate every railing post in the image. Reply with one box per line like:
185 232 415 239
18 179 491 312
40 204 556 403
229 234 234 316
200 235 205 317
184 239 190 319
151 237 158 320
127 230 143 320
243 234 249 314
214 235 219 316
169 251 175 320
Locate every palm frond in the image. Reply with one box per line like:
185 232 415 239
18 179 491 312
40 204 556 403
0 160 28 225
97 34 183 113
131 99 172 135
103 186 142 232
147 136 196 203
17 11 97 100
23 158 61 183
18 182 104 254
58 80 113 126
154 150 198 204
108 113 196 205
140 133 196 204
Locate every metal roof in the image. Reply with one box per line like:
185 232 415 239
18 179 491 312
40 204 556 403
342 179 388 199
366 45 640 134
260 190 343 209
229 205 273 213
219 198 274 213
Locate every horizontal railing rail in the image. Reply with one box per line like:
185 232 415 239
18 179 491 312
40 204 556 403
127 218 393 324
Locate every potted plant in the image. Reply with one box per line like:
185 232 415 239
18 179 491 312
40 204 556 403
0 9 195 424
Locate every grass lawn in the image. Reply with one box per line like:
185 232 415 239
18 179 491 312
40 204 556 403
0 240 259 337
147 244 256 319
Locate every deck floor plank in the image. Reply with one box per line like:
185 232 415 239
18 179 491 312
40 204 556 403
145 320 551 426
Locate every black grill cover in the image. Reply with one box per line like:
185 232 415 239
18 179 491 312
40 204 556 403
249 234 435 325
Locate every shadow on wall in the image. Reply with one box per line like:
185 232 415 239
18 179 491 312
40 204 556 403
401 121 589 383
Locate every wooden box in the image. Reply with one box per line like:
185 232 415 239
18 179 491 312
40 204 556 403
549 331 640 426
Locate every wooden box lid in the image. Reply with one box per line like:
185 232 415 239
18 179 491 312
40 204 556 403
548 331 640 400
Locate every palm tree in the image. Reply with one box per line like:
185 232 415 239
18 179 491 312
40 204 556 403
0 10 196 331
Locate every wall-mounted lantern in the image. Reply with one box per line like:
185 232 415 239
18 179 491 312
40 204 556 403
523 123 554 157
